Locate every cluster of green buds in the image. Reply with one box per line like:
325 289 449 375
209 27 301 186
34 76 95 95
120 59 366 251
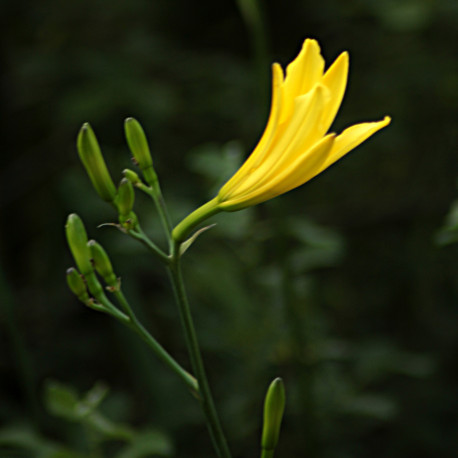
76 118 158 233
65 214 121 313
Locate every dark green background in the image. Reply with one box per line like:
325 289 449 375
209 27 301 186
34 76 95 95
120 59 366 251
1 0 458 456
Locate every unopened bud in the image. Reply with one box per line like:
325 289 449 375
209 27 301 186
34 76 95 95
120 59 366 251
88 240 118 288
122 168 141 185
261 377 286 452
66 267 90 302
124 118 157 186
77 123 117 202
65 214 92 275
117 178 135 217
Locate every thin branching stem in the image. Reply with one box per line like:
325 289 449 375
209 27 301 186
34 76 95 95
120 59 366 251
128 227 170 264
112 289 198 393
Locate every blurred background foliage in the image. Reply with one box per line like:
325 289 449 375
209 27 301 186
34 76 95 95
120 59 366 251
1 0 458 456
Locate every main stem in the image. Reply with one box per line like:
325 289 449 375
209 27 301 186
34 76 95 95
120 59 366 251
169 241 232 458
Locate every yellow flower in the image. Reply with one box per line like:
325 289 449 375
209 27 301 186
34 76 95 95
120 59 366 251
172 39 390 242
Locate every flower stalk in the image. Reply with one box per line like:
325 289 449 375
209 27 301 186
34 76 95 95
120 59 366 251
168 240 232 458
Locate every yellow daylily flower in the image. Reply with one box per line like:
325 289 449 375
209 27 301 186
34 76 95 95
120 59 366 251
173 39 390 243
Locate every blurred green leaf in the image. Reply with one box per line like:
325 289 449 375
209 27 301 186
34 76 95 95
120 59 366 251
116 428 174 457
187 141 245 194
45 380 80 421
86 411 133 441
0 425 84 458
80 381 109 413
435 200 458 245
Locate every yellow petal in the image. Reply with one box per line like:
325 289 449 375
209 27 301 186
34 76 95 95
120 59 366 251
266 133 336 195
220 134 335 210
319 116 391 173
262 84 330 174
229 84 329 197
279 39 325 124
219 63 284 199
319 51 349 135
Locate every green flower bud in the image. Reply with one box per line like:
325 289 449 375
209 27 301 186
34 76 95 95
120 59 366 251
65 214 92 275
66 267 90 302
88 240 118 288
261 377 286 453
124 118 158 186
117 178 135 217
122 168 141 185
77 123 117 202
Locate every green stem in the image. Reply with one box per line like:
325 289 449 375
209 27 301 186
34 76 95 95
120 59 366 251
261 449 274 458
128 227 170 264
172 197 221 243
113 290 198 393
168 241 231 458
151 182 173 236
84 271 130 323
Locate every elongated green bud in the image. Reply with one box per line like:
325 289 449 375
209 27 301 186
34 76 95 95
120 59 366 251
124 118 158 186
66 267 90 302
261 377 286 454
77 123 117 202
88 240 118 288
117 178 135 217
122 168 141 185
65 214 92 275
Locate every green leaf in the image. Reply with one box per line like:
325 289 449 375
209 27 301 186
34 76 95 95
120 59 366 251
0 424 84 458
116 428 174 457
180 224 216 255
86 411 133 441
77 381 110 417
44 380 80 421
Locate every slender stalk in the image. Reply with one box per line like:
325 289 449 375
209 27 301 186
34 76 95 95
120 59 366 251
172 198 221 243
84 271 130 323
125 183 230 455
128 227 170 264
150 182 173 238
261 450 274 458
168 241 232 458
85 269 196 391
112 290 198 393
133 181 172 244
